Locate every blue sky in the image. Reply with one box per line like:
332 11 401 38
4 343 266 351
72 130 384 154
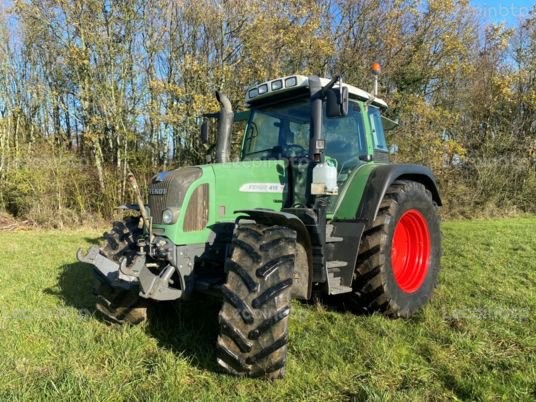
470 0 533 26
1 0 533 28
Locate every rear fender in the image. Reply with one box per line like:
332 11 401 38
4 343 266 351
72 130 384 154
356 164 442 226
329 164 441 289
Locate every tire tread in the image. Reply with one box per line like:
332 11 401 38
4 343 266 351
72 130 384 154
217 223 296 379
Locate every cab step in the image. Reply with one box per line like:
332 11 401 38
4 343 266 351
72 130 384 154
326 261 352 295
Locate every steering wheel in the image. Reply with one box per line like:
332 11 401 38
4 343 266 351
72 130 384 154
285 144 307 157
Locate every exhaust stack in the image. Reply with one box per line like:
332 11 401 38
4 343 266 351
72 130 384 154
215 91 233 163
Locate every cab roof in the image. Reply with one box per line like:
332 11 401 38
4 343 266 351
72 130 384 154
245 75 388 109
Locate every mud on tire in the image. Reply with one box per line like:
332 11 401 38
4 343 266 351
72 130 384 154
217 223 296 379
94 275 148 324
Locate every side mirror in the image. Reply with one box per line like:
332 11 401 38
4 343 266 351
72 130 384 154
326 86 349 118
200 118 209 144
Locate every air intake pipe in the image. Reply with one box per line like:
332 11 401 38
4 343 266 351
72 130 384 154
215 91 233 163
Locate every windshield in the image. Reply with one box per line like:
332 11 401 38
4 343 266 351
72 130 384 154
241 99 368 168
242 99 310 160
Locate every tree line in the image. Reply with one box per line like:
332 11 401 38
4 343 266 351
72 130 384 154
0 0 535 226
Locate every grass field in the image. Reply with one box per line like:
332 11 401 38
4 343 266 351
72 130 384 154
0 217 534 401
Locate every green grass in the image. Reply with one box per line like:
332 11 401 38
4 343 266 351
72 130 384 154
0 217 535 401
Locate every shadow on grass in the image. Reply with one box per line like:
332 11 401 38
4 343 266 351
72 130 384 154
45 261 97 311
147 297 222 373
83 236 102 246
50 256 222 374
44 235 104 311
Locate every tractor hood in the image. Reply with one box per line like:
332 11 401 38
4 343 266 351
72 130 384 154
150 160 287 245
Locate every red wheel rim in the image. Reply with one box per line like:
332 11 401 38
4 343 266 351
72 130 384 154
391 209 431 293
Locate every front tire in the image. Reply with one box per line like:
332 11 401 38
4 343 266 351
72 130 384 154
95 217 148 325
350 180 441 317
217 223 296 379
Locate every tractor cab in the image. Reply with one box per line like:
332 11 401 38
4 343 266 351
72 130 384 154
239 75 390 209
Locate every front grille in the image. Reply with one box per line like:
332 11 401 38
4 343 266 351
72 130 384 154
183 184 209 232
148 167 202 224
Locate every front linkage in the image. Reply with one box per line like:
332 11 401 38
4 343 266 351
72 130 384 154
77 174 184 323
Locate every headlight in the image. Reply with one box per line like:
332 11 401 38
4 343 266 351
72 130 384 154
271 79 283 90
248 88 258 98
257 83 268 95
162 208 178 224
285 76 297 87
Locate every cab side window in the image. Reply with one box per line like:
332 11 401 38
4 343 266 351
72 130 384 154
368 106 388 152
324 101 367 166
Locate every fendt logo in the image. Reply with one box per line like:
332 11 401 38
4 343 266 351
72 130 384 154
149 188 167 196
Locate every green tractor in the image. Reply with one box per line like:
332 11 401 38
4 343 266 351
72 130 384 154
77 73 441 379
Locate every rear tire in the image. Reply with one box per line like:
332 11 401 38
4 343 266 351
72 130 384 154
217 223 296 379
350 180 441 317
95 217 148 325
